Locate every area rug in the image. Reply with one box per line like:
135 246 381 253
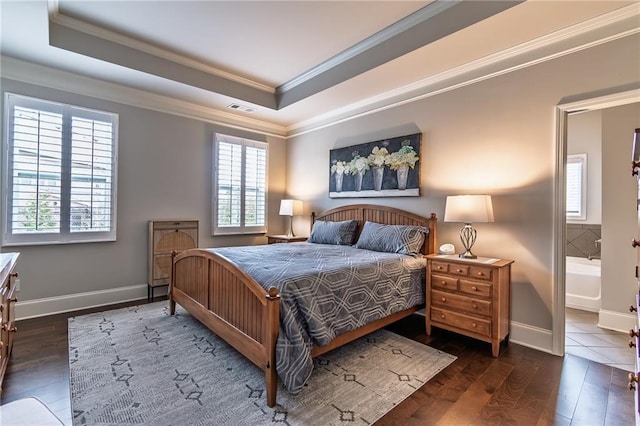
69 302 455 425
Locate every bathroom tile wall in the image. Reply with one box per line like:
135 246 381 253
567 224 601 258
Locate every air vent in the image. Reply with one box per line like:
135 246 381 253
227 103 255 113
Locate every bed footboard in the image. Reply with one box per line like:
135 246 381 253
170 249 280 407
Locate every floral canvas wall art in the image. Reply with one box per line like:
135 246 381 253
329 133 421 198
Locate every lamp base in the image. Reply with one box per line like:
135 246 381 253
286 217 295 238
459 223 477 259
459 251 477 259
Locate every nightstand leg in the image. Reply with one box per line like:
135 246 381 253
426 320 432 336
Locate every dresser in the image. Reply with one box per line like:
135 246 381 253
0 252 19 393
148 220 198 301
426 254 514 357
266 235 307 244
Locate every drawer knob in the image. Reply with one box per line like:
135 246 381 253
629 340 637 349
471 286 478 291
1 324 16 332
630 329 639 338
456 269 462 273
441 297 446 302
440 314 446 319
629 372 640 391
631 305 638 313
471 322 477 328
477 272 485 277
472 303 478 309
633 239 640 248
441 281 447 286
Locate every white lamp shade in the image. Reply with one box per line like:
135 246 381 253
444 195 494 223
279 199 303 216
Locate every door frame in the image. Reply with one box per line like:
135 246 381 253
552 88 640 356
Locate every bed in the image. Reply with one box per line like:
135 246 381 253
169 204 437 407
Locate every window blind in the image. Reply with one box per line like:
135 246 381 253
212 134 268 235
566 154 586 219
3 93 118 245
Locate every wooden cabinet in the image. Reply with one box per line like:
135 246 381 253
148 220 198 300
266 235 307 244
426 254 514 357
0 252 19 393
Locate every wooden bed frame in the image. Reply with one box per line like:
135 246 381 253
169 204 437 407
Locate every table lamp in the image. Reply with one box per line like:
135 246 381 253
279 199 303 237
444 195 494 259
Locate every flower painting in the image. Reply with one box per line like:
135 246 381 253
329 133 421 198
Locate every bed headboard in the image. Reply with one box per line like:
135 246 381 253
311 204 438 255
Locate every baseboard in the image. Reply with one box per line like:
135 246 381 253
15 284 149 320
509 321 554 355
598 308 636 333
413 311 554 355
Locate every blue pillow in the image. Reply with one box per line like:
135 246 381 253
354 221 428 256
308 219 359 245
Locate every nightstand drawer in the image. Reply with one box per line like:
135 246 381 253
431 307 491 337
431 274 458 291
449 264 469 276
469 266 493 281
431 262 449 273
459 279 492 298
431 290 491 316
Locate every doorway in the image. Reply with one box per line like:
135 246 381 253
553 88 640 359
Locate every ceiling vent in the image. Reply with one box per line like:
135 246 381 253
227 103 255 113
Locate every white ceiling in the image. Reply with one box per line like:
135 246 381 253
1 0 638 136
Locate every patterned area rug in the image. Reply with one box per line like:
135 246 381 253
69 302 455 425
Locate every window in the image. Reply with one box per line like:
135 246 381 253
2 93 118 245
212 133 267 235
566 153 587 220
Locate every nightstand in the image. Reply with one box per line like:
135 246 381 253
266 235 307 244
425 254 514 357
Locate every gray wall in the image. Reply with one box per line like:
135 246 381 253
568 110 603 225
286 34 640 332
0 79 287 302
601 103 640 315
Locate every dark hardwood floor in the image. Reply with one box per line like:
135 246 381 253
1 298 636 425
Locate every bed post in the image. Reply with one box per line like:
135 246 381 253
169 250 177 315
265 286 280 407
428 213 438 255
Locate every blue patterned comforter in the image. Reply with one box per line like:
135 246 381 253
209 242 426 394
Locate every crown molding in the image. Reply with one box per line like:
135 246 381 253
277 0 461 94
287 3 640 137
47 0 274 95
46 0 522 112
0 56 287 138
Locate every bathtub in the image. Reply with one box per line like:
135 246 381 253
566 256 601 312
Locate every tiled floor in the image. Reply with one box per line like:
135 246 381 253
566 307 636 372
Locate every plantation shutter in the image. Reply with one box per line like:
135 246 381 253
244 144 266 227
8 101 64 234
216 141 243 227
70 112 115 233
2 93 118 245
566 154 586 220
212 134 268 235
